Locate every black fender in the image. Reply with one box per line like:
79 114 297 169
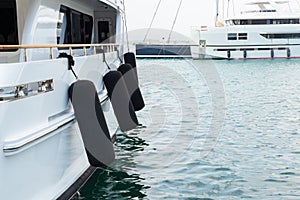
103 70 138 132
118 63 145 111
69 80 115 167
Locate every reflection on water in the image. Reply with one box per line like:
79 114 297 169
74 58 300 199
116 127 149 152
73 127 150 200
73 167 149 199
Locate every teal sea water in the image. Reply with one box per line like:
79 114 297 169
74 58 300 199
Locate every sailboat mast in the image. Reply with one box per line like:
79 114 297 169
143 0 162 43
167 0 183 43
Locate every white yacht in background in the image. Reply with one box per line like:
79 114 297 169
192 0 300 59
0 0 143 199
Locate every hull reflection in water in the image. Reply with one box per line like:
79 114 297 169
72 130 150 199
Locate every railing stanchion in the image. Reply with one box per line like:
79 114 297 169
69 47 72 56
24 48 27 62
50 47 53 59
84 47 87 56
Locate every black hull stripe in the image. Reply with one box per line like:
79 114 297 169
57 166 97 200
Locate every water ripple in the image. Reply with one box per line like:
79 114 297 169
76 59 300 199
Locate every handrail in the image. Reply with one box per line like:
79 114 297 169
0 43 120 61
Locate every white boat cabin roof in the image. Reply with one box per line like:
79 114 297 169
225 0 300 22
227 11 300 20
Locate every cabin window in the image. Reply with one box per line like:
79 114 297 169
238 33 248 40
228 33 237 40
57 5 93 45
98 21 110 43
235 18 299 25
71 11 82 44
228 33 248 41
260 33 300 39
233 20 240 25
0 0 19 50
226 20 234 26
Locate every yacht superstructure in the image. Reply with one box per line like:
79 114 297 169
192 0 300 59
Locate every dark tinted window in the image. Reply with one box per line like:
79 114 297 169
0 0 19 50
228 33 248 40
238 33 248 40
237 18 299 25
228 33 237 40
57 5 93 44
261 33 300 39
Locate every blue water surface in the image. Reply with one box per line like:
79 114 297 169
74 58 300 200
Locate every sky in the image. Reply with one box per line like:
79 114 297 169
124 0 216 41
124 0 300 41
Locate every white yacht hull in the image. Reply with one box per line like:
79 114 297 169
192 24 300 59
192 0 300 60
0 53 119 199
0 0 141 198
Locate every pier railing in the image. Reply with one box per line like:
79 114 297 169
0 43 120 62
